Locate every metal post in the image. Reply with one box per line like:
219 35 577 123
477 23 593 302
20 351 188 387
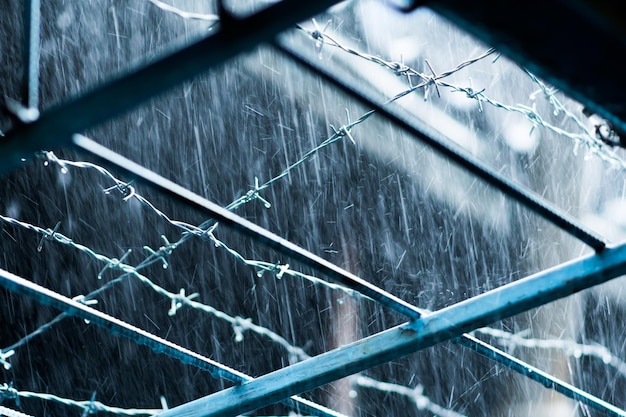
22 0 40 110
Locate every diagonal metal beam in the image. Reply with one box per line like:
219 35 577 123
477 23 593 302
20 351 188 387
72 134 423 320
0 267 346 417
273 35 607 252
0 0 340 175
156 241 626 417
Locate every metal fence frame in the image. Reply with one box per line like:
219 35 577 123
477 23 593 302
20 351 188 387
1 1 625 416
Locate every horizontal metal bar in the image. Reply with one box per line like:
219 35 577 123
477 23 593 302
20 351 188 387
273 36 607 252
0 270 245 382
72 134 422 320
0 267 346 417
157 241 626 417
0 0 340 175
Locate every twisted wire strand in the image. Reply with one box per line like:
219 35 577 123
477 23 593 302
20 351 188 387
473 327 626 377
0 385 160 416
296 22 626 169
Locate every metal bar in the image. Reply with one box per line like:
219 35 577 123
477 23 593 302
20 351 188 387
156 241 626 417
419 312 622 413
0 267 346 417
456 334 625 414
22 0 40 109
72 134 422 320
0 0 341 175
273 36 607 252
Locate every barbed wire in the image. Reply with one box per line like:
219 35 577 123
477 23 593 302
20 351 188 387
0 204 458 417
296 21 626 170
0 182 459 417
43 134 368 295
0 213 311 362
352 376 465 417
1 110 379 414
0 384 162 416
3 131 465 417
4 126 465 416
473 327 626 377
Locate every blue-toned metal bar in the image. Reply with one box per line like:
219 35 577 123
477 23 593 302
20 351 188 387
273 37 607 252
21 0 40 109
72 134 423 320
71 135 610 409
456 335 626 415
157 242 626 417
0 267 346 417
0 0 341 175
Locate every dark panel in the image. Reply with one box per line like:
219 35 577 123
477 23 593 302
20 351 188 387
428 0 626 137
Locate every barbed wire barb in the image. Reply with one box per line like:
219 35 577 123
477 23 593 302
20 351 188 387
0 350 15 370
98 249 132 279
168 288 200 316
36 221 61 252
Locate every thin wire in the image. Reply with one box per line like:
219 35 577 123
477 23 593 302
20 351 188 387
296 23 626 170
0 384 160 416
473 327 626 377
275 32 606 251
